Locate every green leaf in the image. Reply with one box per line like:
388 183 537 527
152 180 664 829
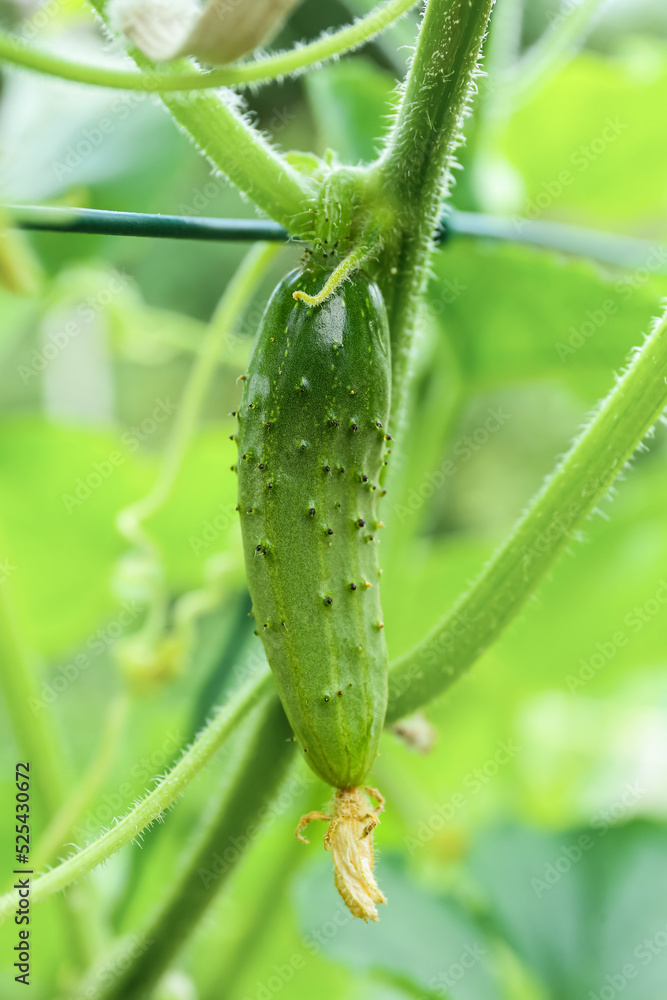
470 820 667 998
430 240 667 393
293 854 503 1000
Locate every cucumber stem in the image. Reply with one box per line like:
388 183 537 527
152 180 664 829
373 0 496 431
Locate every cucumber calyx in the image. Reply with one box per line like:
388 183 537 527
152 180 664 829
295 785 387 921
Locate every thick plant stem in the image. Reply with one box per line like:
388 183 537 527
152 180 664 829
0 669 274 923
386 309 667 722
373 0 495 430
88 698 294 1000
0 0 416 92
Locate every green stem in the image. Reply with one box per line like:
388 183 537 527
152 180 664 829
156 85 316 236
88 698 294 1000
372 0 495 428
448 211 667 272
0 0 416 91
0 669 274 923
6 203 666 273
31 695 128 870
211 831 306 998
6 204 288 241
386 307 667 722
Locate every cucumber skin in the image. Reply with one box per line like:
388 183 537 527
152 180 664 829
236 267 391 789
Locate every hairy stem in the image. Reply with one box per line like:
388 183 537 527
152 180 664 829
372 0 495 429
386 308 667 721
0 0 416 91
0 670 273 923
148 82 316 236
87 698 294 1000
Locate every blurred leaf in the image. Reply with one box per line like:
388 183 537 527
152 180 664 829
430 240 667 394
502 50 667 229
0 417 239 656
470 820 667 999
293 854 503 1000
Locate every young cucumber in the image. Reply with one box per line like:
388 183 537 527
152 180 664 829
236 266 391 790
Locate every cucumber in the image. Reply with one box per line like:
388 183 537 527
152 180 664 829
236 266 391 790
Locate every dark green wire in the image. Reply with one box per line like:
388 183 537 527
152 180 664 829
5 203 666 272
